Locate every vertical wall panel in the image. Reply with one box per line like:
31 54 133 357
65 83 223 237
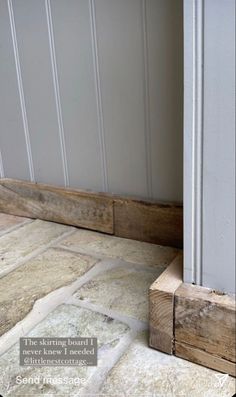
0 0 30 180
12 0 64 185
0 0 183 202
202 0 235 293
50 0 103 191
147 0 183 202
94 0 148 197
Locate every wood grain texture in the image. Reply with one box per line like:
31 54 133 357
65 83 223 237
114 198 183 248
175 283 236 364
0 179 183 247
175 342 236 377
0 179 113 234
149 254 183 353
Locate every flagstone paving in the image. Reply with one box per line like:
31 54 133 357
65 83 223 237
0 248 98 336
73 265 164 321
0 213 29 235
59 228 178 266
0 213 234 397
0 304 130 396
100 332 236 397
0 219 71 276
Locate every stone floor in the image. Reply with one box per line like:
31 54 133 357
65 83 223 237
0 213 235 397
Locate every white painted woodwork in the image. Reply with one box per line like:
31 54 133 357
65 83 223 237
184 0 235 293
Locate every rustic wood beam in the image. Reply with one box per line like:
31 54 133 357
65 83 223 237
174 283 236 375
175 342 236 377
0 179 183 247
149 254 236 376
114 198 183 248
0 179 114 234
149 253 183 353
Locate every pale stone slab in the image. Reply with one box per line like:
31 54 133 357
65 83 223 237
0 304 130 396
0 248 98 336
60 229 178 267
0 219 71 274
74 265 165 321
0 213 28 234
100 332 236 397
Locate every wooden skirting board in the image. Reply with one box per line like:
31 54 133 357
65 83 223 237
149 255 236 377
0 178 183 248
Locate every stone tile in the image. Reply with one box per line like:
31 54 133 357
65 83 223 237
0 213 28 234
74 265 165 321
0 248 98 336
60 229 178 267
0 219 71 275
0 304 130 396
100 332 236 397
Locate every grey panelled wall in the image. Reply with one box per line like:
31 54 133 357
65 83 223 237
0 0 183 202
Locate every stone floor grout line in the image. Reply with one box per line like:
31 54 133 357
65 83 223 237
54 244 115 262
52 244 106 262
54 244 170 273
0 227 77 279
66 296 148 332
0 259 119 356
0 217 34 238
80 330 138 397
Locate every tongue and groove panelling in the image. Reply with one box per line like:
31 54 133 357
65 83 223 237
0 0 182 202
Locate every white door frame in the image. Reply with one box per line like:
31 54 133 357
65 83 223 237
183 0 235 294
184 0 204 286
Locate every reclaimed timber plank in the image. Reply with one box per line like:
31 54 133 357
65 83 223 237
175 342 236 377
175 283 236 364
149 253 183 353
0 179 114 234
114 198 183 248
